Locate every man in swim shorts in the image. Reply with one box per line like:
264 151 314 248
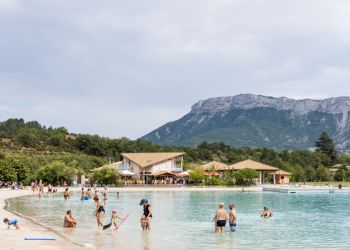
228 204 237 232
63 210 77 228
213 202 228 233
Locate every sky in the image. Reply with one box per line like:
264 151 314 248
1 0 350 139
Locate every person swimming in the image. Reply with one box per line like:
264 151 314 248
261 207 273 217
94 198 105 227
3 218 19 229
228 203 237 232
213 202 228 233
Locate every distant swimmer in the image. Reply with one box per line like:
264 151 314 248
213 203 228 233
63 188 70 200
81 188 86 200
228 204 237 232
261 207 273 218
93 191 99 202
63 210 77 228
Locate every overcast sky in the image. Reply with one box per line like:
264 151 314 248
1 0 350 139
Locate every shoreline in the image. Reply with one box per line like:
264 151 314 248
0 188 79 250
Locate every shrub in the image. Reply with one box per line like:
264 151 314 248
233 169 259 185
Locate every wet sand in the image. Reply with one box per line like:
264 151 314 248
0 188 79 250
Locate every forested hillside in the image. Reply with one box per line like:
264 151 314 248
1 118 350 185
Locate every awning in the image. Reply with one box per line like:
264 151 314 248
204 172 220 177
176 170 191 177
119 170 135 176
150 171 176 177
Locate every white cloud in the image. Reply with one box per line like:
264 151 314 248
1 0 350 138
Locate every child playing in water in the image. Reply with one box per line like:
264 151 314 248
140 215 149 230
111 210 123 229
3 218 20 229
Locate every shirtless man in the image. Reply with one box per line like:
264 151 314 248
228 204 237 232
261 207 273 217
63 210 77 228
213 203 228 233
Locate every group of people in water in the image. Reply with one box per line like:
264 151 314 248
5 181 272 234
213 203 272 233
61 187 152 231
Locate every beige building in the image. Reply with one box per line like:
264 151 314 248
270 170 292 184
119 152 185 182
199 159 288 184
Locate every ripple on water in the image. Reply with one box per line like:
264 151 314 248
7 191 350 250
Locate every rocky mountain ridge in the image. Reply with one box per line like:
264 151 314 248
142 94 350 150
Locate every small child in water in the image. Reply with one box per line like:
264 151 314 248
111 210 123 229
140 215 149 230
3 218 20 229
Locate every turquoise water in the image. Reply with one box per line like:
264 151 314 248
7 191 350 250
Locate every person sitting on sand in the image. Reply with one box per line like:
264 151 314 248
3 218 19 229
63 210 77 228
213 202 228 233
228 204 237 232
94 198 105 227
261 207 273 217
140 199 152 230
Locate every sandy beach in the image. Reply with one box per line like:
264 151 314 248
0 188 79 250
1 186 262 250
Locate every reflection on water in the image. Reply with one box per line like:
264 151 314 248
7 191 350 250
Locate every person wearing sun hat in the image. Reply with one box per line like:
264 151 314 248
213 202 228 233
139 199 152 230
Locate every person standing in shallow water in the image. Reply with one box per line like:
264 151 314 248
94 198 105 227
140 199 152 230
228 204 237 232
213 203 228 233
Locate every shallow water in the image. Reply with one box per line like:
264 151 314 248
7 191 350 250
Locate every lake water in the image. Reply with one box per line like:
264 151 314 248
7 190 350 250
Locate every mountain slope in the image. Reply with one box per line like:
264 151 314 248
141 94 350 149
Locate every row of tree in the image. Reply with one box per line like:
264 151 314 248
1 118 350 184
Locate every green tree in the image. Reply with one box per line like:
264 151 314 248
291 165 305 182
189 168 205 184
334 166 349 181
90 166 120 185
233 169 259 185
315 132 337 163
0 158 17 181
304 166 316 181
315 166 331 181
36 160 81 185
